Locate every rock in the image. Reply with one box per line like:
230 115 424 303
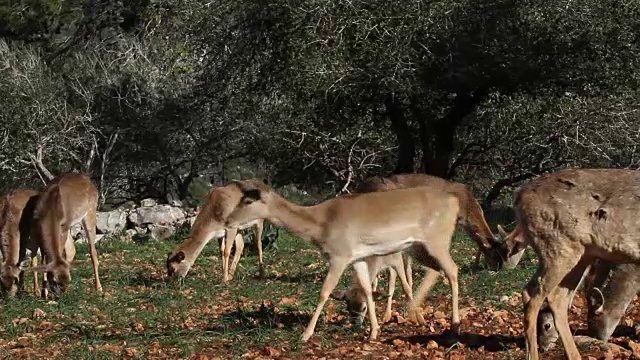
70 223 83 239
128 205 186 226
168 199 183 207
123 229 137 242
140 198 157 207
95 209 127 234
149 224 175 240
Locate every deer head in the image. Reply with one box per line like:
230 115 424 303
330 288 389 325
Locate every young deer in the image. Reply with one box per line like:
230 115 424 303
504 168 640 360
357 174 502 269
166 183 264 283
330 251 413 324
537 259 640 350
224 179 462 342
30 172 101 297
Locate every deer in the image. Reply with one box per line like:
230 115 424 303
356 174 503 269
501 168 640 360
224 179 462 342
28 172 102 297
329 173 501 326
0 189 40 297
536 259 640 351
166 182 264 283
330 251 413 325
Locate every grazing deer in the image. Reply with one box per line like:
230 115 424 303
537 259 640 350
30 172 101 297
166 183 264 283
330 251 413 324
357 174 502 269
224 179 461 342
0 189 40 297
503 168 640 360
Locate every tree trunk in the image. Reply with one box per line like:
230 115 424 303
420 92 484 178
385 94 415 174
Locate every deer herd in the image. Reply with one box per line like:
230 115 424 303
1 168 639 359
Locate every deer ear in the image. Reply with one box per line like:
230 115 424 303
589 288 605 314
330 289 348 301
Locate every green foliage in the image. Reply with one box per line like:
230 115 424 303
0 0 639 205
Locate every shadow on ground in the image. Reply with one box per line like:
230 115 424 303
388 329 526 352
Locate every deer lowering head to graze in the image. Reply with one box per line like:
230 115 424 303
0 189 39 297
166 183 264 283
512 168 640 360
225 179 461 342
537 259 640 350
30 172 101 297
330 251 413 325
357 173 503 269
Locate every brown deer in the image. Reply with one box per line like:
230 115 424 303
0 189 40 297
330 173 501 325
30 172 101 297
357 174 502 269
503 168 640 360
536 259 640 350
224 179 461 342
166 182 264 283
330 251 413 324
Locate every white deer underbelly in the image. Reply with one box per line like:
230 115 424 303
351 237 416 261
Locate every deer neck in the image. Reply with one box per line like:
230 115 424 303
37 215 66 264
266 193 324 244
463 203 497 254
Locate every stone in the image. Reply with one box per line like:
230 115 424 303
149 224 175 240
128 205 186 226
140 198 157 207
95 209 127 234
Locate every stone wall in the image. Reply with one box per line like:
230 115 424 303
71 199 197 243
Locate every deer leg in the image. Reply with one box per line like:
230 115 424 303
408 267 440 325
254 221 265 278
40 254 48 299
31 255 40 297
523 249 582 360
431 250 460 333
302 256 349 342
352 260 379 340
393 259 415 319
229 233 244 279
64 231 76 263
383 267 397 323
222 227 238 283
404 254 413 290
546 257 591 360
82 210 102 292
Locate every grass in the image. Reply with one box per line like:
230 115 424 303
0 229 619 359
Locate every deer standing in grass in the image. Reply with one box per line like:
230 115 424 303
224 179 462 342
331 173 503 325
166 183 264 283
30 172 101 296
503 168 640 360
